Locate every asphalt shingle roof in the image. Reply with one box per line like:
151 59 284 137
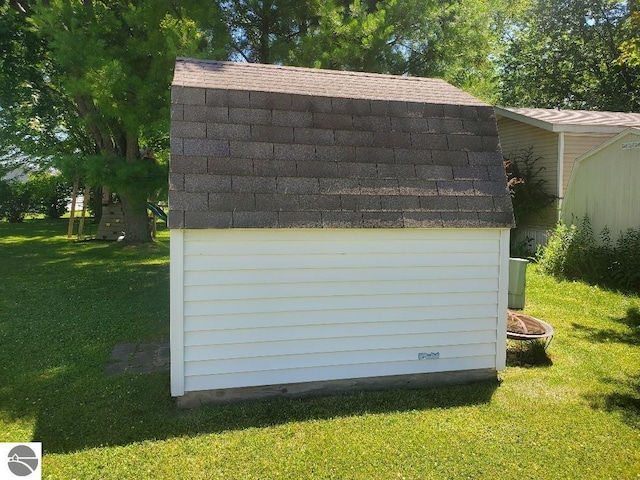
496 107 640 133
169 59 514 229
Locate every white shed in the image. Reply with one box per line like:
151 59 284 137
562 128 640 241
169 59 514 406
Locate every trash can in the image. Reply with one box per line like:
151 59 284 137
508 258 529 309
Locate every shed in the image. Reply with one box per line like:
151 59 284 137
495 107 640 245
562 128 640 241
169 58 514 405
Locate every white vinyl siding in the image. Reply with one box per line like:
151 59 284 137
562 133 614 194
562 131 640 242
171 228 509 395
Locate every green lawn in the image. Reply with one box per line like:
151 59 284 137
1 219 639 479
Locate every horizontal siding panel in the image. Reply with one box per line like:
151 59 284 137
184 238 499 256
185 265 499 287
184 291 497 316
183 278 498 302
184 330 498 360
185 228 500 243
184 355 498 391
185 319 496 346
184 252 498 271
184 304 498 332
184 343 497 377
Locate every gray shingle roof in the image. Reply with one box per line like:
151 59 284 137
496 107 640 133
170 59 514 229
173 58 488 106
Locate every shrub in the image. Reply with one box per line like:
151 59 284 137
504 148 556 256
539 216 640 293
608 229 640 291
0 179 35 222
29 173 73 219
504 147 556 225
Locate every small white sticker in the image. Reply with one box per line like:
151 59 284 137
418 352 440 360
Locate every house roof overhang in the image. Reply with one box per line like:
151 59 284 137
495 107 640 135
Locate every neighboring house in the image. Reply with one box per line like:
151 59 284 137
169 58 514 406
562 128 640 242
1 167 28 183
495 107 640 245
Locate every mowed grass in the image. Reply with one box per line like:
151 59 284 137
1 219 639 479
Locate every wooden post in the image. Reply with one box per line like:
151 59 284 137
67 177 79 238
77 185 90 239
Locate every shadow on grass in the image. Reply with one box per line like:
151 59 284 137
571 306 640 346
585 374 640 430
575 307 640 429
27 371 500 454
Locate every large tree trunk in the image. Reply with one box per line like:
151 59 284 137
119 187 152 244
119 133 152 244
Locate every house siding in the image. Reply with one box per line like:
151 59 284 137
562 133 614 194
562 130 640 241
497 118 558 227
171 228 509 395
498 115 623 231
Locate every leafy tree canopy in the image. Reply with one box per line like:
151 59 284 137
221 0 512 101
498 0 640 111
0 0 227 241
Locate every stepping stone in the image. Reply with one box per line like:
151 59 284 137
105 341 170 376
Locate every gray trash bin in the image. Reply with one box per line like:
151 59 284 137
508 258 529 309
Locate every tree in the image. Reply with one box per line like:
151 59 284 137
618 1 640 67
0 179 34 223
221 0 510 101
498 0 640 111
0 0 227 242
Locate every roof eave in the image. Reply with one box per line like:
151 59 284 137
494 107 636 135
494 107 555 132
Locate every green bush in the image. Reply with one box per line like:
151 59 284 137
0 173 72 222
0 179 35 222
504 147 556 225
29 173 73 219
504 148 556 256
539 216 640 292
608 228 640 291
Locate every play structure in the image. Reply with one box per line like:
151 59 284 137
67 184 166 241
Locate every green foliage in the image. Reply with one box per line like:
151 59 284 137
504 147 556 225
1 1 224 241
0 172 73 221
539 216 640 292
223 0 513 101
608 228 640 291
28 173 73 219
618 10 640 68
499 0 640 111
0 180 35 223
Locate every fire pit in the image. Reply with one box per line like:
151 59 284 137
507 310 555 348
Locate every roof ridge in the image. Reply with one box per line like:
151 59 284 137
175 57 448 85
173 58 488 106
